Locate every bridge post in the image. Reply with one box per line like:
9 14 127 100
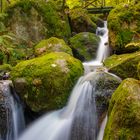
101 0 106 7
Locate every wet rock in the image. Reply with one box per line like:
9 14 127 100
70 71 121 140
0 80 15 140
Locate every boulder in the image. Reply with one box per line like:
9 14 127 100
69 32 100 61
104 78 140 140
35 37 73 56
70 71 121 140
107 2 140 53
4 0 71 45
104 51 140 79
11 52 84 112
82 71 121 126
69 8 97 34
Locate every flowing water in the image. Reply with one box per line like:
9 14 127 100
0 80 25 140
83 21 109 74
18 21 113 140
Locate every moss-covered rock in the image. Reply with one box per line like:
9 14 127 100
69 32 100 61
107 2 140 53
69 8 97 34
35 37 73 56
104 51 140 79
83 71 121 126
11 52 83 112
104 78 140 140
3 0 71 45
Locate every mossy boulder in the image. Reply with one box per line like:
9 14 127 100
35 37 73 56
69 8 97 34
82 71 121 126
104 78 140 140
3 0 71 45
11 52 84 112
104 51 140 79
69 32 100 61
107 2 140 53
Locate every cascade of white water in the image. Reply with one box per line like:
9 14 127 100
0 80 25 140
19 79 98 140
83 21 109 73
18 21 113 140
97 115 108 140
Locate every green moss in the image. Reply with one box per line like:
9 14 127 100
104 51 140 79
107 2 140 53
35 37 73 56
104 78 140 140
69 32 100 61
11 52 83 112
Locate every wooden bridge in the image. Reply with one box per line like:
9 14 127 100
82 0 114 14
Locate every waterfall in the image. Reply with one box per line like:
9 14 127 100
83 21 109 73
97 116 107 140
18 21 115 140
18 78 98 140
0 80 25 140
